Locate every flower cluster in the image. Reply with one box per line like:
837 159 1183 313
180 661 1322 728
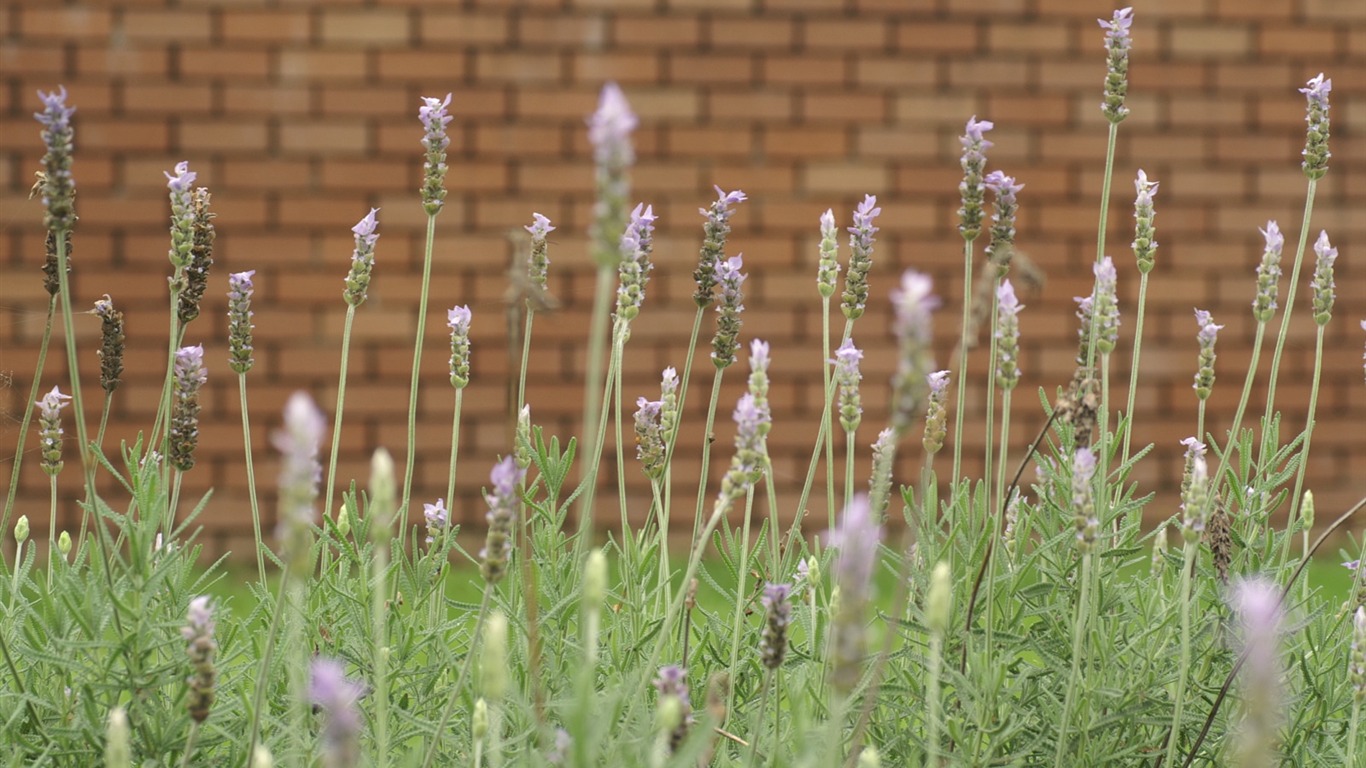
1300 73 1331 179
1311 230 1337 325
868 428 897 519
35 87 76 231
1132 169 1158 273
420 94 453 214
165 161 197 269
169 344 207 472
525 213 555 297
423 498 448 546
588 83 636 268
41 229 70 297
1091 256 1119 354
275 392 326 577
1352 607 1366 701
653 665 691 754
1180 438 1210 544
480 457 524 584
342 208 380 307
1230 579 1284 766
615 203 657 324
829 495 882 693
36 386 72 477
94 295 125 394
984 171 1023 274
448 305 472 389
1253 221 1284 322
817 208 841 298
889 270 940 436
834 338 863 434
711 255 746 368
310 659 365 768
995 280 1022 390
178 188 215 324
1099 8 1134 123
922 370 951 455
694 187 747 308
841 195 881 319
633 397 666 479
1193 309 1222 400
1072 447 1098 553
659 367 679 445
181 596 217 723
957 117 994 239
717 392 769 508
227 271 256 374
759 583 792 671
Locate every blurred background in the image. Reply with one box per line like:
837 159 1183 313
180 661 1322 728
2 0 1364 558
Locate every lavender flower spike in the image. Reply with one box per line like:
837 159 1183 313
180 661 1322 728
1132 169 1158 273
1092 256 1120 354
1072 447 1098 553
958 117 994 239
890 270 940 435
615 202 657 323
711 254 746 368
309 658 365 768
985 171 1024 273
1253 221 1285 322
480 456 525 584
275 392 327 577
1180 447 1210 544
995 279 1023 390
94 295 125 393
695 186 747 307
829 494 883 693
717 392 769 506
842 195 881 319
1192 309 1222 400
817 208 841 298
343 208 380 307
169 344 208 471
182 596 217 723
228 271 256 374
634 397 666 479
36 386 72 477
423 498 448 545
588 82 638 169
1311 230 1337 325
419 93 453 214
1300 73 1331 179
1099 7 1134 123
35 87 77 231
1230 578 1285 766
588 83 636 269
659 367 680 443
525 213 555 295
834 338 864 434
448 305 472 388
1351 606 1366 700
759 583 792 670
923 370 951 455
165 161 198 269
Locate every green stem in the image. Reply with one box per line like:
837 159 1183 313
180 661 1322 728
926 631 944 768
1196 400 1207 449
323 304 358 537
578 267 616 512
1259 177 1318 465
1121 272 1151 467
689 369 727 545
950 236 975 482
53 230 97 543
245 563 293 760
46 476 56 588
373 540 390 768
725 485 757 726
446 388 465 513
1053 552 1093 764
518 309 535 413
822 297 836 532
94 394 111 455
1163 544 1197 768
422 586 492 768
1279 325 1324 574
1082 122 1120 377
238 374 266 585
1348 699 1361 767
1212 323 1267 498
1 296 54 549
615 352 628 538
402 212 440 521
178 722 200 768
844 429 856 518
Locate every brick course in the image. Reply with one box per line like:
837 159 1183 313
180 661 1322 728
3 1 1363 558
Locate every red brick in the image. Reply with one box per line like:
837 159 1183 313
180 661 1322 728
614 15 702 48
763 126 849 158
473 124 566 157
20 7 112 40
180 49 272 80
221 10 313 44
573 51 663 85
375 50 468 82
708 91 795 121
122 83 215 114
123 10 213 43
801 92 887 123
280 50 369 82
1305 0 1366 21
320 10 410 46
800 162 890 195
224 85 312 116
279 121 369 154
761 54 849 86
519 15 608 47
1168 24 1253 58
707 15 795 50
854 57 938 88
75 46 169 77
474 51 564 84
0 42 65 77
800 18 889 51
895 19 980 54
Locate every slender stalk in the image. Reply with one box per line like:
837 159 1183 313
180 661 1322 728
401 212 439 520
578 267 616 515
689 370 727 545
1279 325 1324 573
1098 353 1112 533
372 540 390 768
926 631 944 768
822 297 836 531
422 587 492 768
725 486 757 725
1 296 54 546
984 386 1013 659
993 390 1013 540
1053 553 1093 764
1348 699 1361 768
1121 272 1151 466
517 309 535 413
53 231 98 542
950 236 975 482
615 353 628 538
1163 543 1198 768
843 428 856 516
1094 122 1119 269
1212 323 1267 496
983 281 1001 516
745 672 774 768
1259 178 1318 463
45 477 57 587
446 389 465 515
178 723 200 768
94 394 112 454
245 564 292 760
573 329 624 566
1196 400 1207 449
238 374 266 585
323 304 358 534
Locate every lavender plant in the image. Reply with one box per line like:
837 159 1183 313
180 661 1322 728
7 14 1366 768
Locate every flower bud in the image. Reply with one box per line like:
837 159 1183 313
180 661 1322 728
481 610 508 702
14 515 29 545
472 697 489 740
926 561 951 635
58 530 71 557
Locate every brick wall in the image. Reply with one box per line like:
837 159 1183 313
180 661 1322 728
2 0 1364 557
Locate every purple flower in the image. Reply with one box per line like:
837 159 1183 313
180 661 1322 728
588 82 638 168
182 596 217 723
890 270 940 434
760 582 792 670
995 279 1023 388
834 338 864 433
717 392 768 505
480 456 524 583
420 93 453 212
984 170 1024 268
616 203 657 321
841 195 881 319
35 87 77 231
749 338 770 374
1311 230 1337 325
1072 447 1098 552
1300 72 1331 109
958 115 994 240
1133 169 1158 272
343 208 380 306
169 345 207 472
36 386 71 476
928 370 950 397
1098 7 1134 52
1300 73 1332 179
309 658 365 768
1229 578 1284 760
892 270 939 344
829 494 882 692
525 213 555 293
1193 308 1222 399
526 212 555 239
923 370 951 455
634 397 666 479
1099 8 1134 122
694 187 747 307
228 271 256 374
712 254 746 368
423 498 448 545
1092 256 1120 354
165 161 198 268
1253 221 1284 322
817 208 840 298
275 392 327 576
448 305 472 388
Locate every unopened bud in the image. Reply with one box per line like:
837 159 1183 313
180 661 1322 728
585 549 607 607
14 516 29 544
58 530 71 557
106 708 131 768
472 697 489 739
369 448 396 543
335 505 351 538
926 561 951 635
1301 490 1315 530
481 611 508 701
